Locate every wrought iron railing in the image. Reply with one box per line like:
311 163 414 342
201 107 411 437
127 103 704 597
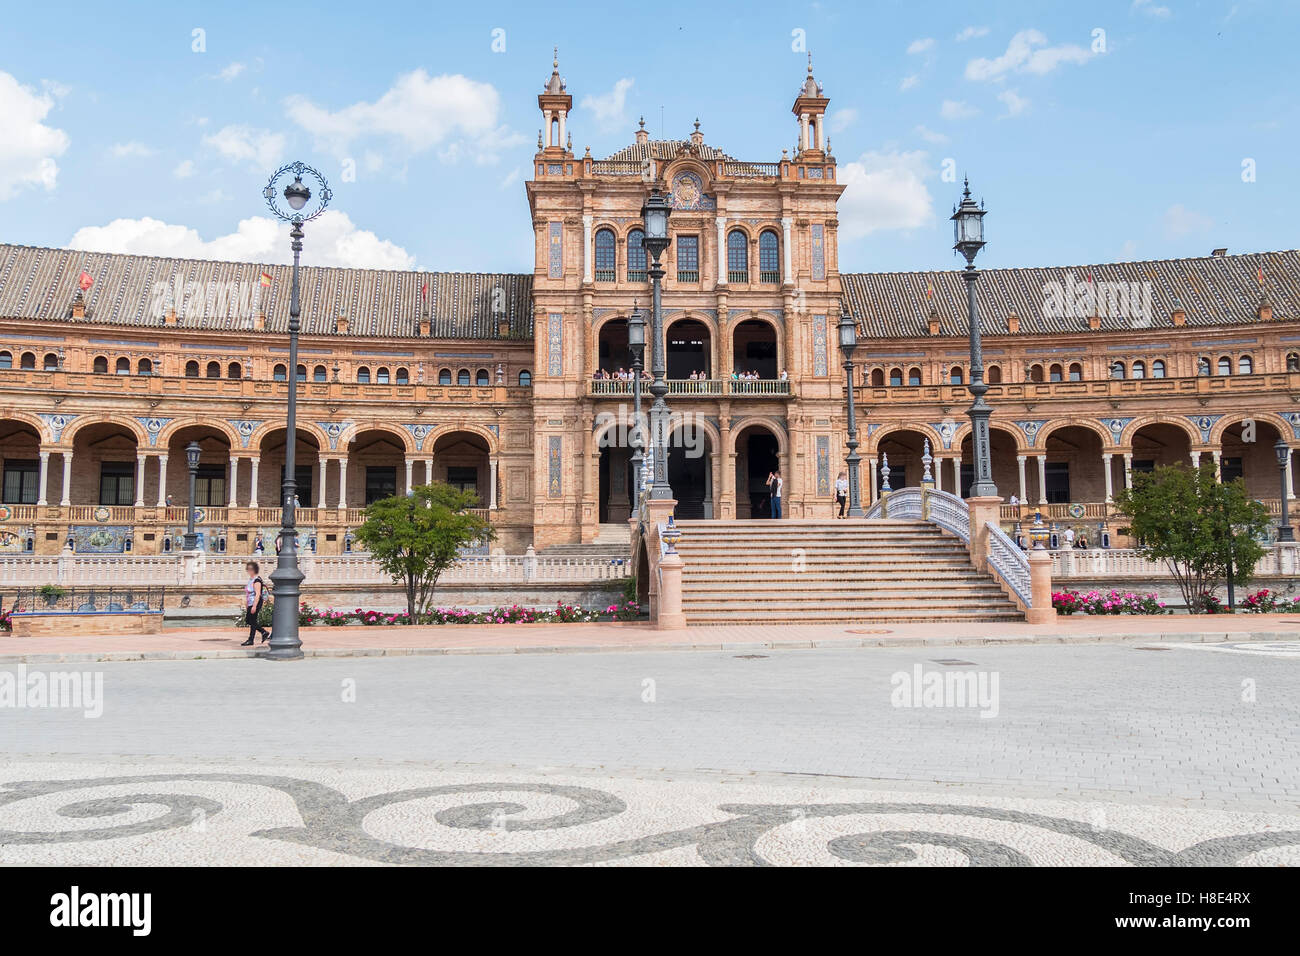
985 522 1032 607
9 586 165 614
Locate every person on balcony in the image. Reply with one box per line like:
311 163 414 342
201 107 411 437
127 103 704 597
780 369 789 381
240 561 271 647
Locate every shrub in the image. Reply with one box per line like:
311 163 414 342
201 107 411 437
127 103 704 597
1241 588 1300 613
607 601 642 621
1051 589 1166 615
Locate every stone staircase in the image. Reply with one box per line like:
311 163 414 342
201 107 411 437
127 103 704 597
539 523 631 561
671 519 1023 624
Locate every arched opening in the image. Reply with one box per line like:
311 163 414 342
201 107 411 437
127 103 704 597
888 367 903 386
1049 363 1063 382
163 426 233 530
355 366 370 383
597 427 634 525
137 358 152 375
958 427 1021 499
257 427 323 513
726 229 748 282
1238 355 1254 375
92 355 108 374
668 420 713 519
908 367 922 386
185 360 200 377
457 369 471 386
1111 361 1126 380
667 318 711 380
42 353 58 370
518 369 532 386
376 367 390 384
1216 355 1231 376
986 365 1001 384
1069 362 1083 381
1130 423 1192 477
0 419 44 508
475 368 491 386
594 228 616 282
1151 360 1165 379
758 230 780 283
1197 356 1211 376
1220 419 1284 499
734 424 781 518
395 367 409 385
312 364 327 382
0 351 12 370
598 318 630 375
20 352 35 370
228 362 243 379
70 422 140 509
115 357 130 375
1132 360 1146 379
296 364 306 383
438 368 452 385
732 319 777 379
344 429 406 505
626 229 647 282
205 361 220 378
869 368 884 387
431 430 491 507
949 366 964 385
1040 425 1106 506
1028 363 1044 383
873 429 931 497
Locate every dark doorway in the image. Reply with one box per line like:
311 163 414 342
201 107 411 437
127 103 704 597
742 430 780 518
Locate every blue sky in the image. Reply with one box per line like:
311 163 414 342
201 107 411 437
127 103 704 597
0 0 1292 275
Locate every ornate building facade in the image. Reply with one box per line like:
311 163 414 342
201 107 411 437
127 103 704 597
0 57 1296 557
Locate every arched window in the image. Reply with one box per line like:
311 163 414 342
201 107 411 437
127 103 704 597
1151 359 1166 379
518 369 532 386
438 368 452 385
312 365 326 382
93 355 108 373
1217 355 1231 375
1068 362 1083 382
870 368 885 387
185 360 200 377
1049 363 1063 382
476 368 490 386
1238 354 1254 374
376 367 390 384
727 229 749 282
20 352 35 369
228 362 243 379
594 228 616 282
115 357 130 375
457 368 471 386
206 361 221 378
395 367 409 385
273 364 287 381
137 358 152 375
356 366 370 384
986 365 1002 384
1197 356 1211 376
0 351 11 369
949 366 964 385
1028 364 1043 383
43 353 58 370
888 367 903 386
758 230 780 283
1132 360 1146 379
626 229 647 281
1111 361 1125 380
908 367 922 386
296 364 307 382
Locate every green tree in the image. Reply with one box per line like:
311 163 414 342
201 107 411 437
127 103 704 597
1113 462 1270 613
353 482 495 621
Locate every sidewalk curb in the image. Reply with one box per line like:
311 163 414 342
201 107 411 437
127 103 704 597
0 630 1292 664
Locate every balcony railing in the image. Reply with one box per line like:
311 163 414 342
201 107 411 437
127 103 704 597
859 371 1297 405
676 270 699 283
594 269 616 282
727 270 749 283
758 270 780 283
590 160 643 176
721 161 780 178
588 378 791 397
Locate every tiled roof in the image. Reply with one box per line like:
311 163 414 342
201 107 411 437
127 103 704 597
842 249 1300 337
0 244 533 339
602 140 738 163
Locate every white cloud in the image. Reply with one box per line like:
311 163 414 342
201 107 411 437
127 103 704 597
914 124 948 144
0 70 70 200
1163 203 1213 238
829 108 858 133
202 125 287 169
1132 0 1172 17
997 89 1030 117
899 74 921 91
965 29 1093 81
285 69 524 164
906 37 935 54
956 26 990 41
173 159 195 179
110 141 155 158
1119 239 1138 259
838 150 934 240
579 78 634 130
941 99 980 120
216 62 246 81
498 166 522 191
67 210 415 270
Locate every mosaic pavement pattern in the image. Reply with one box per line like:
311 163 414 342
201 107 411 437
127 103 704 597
1 761 1297 866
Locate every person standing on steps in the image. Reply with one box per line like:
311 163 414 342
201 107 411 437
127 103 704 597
834 471 848 518
766 469 783 519
241 560 271 647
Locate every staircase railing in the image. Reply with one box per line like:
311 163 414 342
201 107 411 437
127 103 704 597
985 522 1032 606
864 487 970 544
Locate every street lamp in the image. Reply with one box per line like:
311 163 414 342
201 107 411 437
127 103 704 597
837 307 865 517
261 161 332 661
627 302 647 518
951 176 997 498
183 441 201 551
640 187 673 501
1275 438 1294 541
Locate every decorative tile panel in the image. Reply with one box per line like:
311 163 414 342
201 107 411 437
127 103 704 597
229 419 263 449
815 435 831 495
1187 414 1224 444
811 224 826 280
812 313 828 377
547 312 563 376
548 222 563 279
131 416 165 446
1014 419 1048 448
1100 417 1134 444
548 436 562 497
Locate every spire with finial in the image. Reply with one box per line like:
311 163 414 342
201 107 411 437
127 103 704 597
635 115 649 146
538 46 573 151
793 52 829 151
544 46 565 93
690 117 703 147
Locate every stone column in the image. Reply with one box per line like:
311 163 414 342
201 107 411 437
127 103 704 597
1190 450 1201 469
656 549 686 629
868 457 878 504
1122 452 1133 490
1287 452 1296 501
1036 455 1048 505
489 458 499 510
227 457 238 508
952 452 963 497
1102 453 1114 502
1025 548 1056 625
582 214 593 284
337 457 348 510
59 452 73 507
1211 449 1222 480
781 217 794 282
136 454 147 507
318 458 328 509
247 457 257 509
427 457 434 485
715 216 727 285
36 451 49 506
1016 455 1027 503
156 455 169 509
404 457 414 495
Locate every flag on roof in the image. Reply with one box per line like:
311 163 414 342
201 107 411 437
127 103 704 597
925 279 934 299
260 271 272 287
78 271 93 291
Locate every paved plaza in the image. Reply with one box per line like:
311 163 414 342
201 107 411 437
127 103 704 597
1 642 1297 865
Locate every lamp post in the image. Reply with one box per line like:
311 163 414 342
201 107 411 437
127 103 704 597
1275 438 1294 541
951 176 997 498
640 187 673 501
183 441 201 551
261 162 332 661
627 302 647 518
837 307 865 517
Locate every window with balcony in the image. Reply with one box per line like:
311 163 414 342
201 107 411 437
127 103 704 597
1238 355 1254 374
43 353 58 370
908 367 922 386
1028 364 1044 383
0 351 11 369
98 462 135 506
186 361 200 377
1045 462 1071 504
888 368 903 386
20 352 35 369
1217 356 1231 375
1151 360 1165 379
518 369 532 386
92 356 108 373
1132 361 1146 379
296 364 307 382
1049 364 1063 382
457 369 471 386
313 365 327 382
396 367 409 385
1197 356 1211 375
676 235 699 282
986 365 1001 384
727 229 749 283
137 358 152 375
438 368 452 385
355 366 370 383
869 368 884 386
1111 361 1126 380
116 357 130 375
1069 363 1083 381
476 368 490 386
949 366 964 385
594 228 616 282
229 362 243 379
758 230 780 283
376 367 390 384
626 229 647 281
2 460 38 504
206 361 221 378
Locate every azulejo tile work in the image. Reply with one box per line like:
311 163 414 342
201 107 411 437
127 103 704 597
2 762 1297 866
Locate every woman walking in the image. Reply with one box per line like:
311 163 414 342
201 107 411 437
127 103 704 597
834 471 849 518
241 561 271 647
